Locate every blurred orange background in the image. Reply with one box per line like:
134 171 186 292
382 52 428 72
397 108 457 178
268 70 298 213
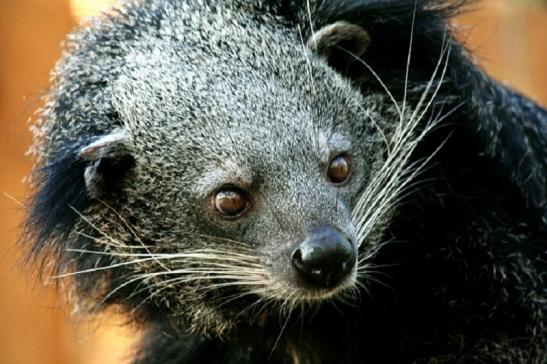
0 1 546 363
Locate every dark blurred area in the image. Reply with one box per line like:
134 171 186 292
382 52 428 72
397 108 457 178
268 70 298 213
0 1 545 363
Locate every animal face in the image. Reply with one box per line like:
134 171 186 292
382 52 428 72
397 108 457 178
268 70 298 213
27 1 422 336
98 15 395 331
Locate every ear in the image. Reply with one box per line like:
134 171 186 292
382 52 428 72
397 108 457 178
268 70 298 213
308 21 371 74
78 128 134 199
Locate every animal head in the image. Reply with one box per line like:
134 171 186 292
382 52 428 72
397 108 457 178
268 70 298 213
26 0 459 336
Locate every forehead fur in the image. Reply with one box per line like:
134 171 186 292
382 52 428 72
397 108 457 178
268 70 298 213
107 1 367 185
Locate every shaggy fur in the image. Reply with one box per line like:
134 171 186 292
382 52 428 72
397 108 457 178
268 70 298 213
25 0 546 363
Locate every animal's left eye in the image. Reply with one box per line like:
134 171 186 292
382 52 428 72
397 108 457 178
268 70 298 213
327 153 351 184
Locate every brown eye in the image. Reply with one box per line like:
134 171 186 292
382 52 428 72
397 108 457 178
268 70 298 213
214 188 249 218
327 154 351 184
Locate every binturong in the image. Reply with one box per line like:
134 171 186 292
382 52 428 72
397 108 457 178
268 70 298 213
24 0 546 363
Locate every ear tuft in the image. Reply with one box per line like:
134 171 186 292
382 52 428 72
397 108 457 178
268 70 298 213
78 128 134 199
308 21 371 74
79 128 129 160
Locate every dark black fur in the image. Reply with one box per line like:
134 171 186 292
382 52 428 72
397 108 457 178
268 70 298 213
25 0 546 363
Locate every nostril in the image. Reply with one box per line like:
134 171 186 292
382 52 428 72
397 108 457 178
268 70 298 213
292 247 323 276
291 248 303 268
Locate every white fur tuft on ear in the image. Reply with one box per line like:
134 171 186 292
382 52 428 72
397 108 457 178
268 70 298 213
308 21 371 71
78 128 132 198
79 128 130 160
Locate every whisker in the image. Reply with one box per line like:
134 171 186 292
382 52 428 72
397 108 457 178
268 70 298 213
269 297 292 359
52 256 164 278
401 0 418 119
177 232 255 250
68 205 126 247
297 24 317 96
95 199 172 271
354 101 392 155
73 231 154 250
340 46 402 118
64 248 261 264
352 36 453 245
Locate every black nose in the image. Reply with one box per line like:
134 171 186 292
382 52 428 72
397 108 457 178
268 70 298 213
291 227 356 288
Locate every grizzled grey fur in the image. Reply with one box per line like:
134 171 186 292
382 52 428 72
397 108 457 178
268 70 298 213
25 0 546 363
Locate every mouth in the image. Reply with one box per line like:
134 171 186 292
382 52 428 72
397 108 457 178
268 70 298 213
291 258 358 299
187 226 359 311
250 226 358 304
244 267 357 309
205 261 357 311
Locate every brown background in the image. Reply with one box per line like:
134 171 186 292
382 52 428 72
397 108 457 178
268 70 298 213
0 1 546 363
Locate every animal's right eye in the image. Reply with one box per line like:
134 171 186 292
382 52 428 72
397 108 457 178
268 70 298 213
214 188 250 218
